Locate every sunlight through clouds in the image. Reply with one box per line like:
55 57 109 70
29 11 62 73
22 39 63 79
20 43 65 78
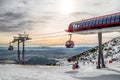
59 0 75 15
0 0 120 45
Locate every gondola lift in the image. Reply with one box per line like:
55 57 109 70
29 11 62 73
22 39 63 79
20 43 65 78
65 34 74 48
8 42 14 51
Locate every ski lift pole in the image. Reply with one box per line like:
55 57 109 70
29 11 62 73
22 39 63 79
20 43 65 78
18 39 20 64
22 38 25 64
9 32 31 64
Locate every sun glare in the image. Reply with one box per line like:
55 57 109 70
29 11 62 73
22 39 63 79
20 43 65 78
59 0 75 15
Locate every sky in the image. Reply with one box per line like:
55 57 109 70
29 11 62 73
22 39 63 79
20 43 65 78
0 0 120 46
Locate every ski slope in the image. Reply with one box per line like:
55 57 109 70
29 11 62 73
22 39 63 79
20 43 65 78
0 61 120 80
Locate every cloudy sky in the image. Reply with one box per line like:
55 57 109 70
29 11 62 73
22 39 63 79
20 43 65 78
0 0 120 45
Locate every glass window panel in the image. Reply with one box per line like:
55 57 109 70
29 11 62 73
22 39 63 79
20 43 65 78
102 17 107 24
88 20 91 26
115 14 120 22
111 15 115 22
81 22 83 27
91 19 96 26
86 21 89 26
91 20 94 26
84 21 87 26
79 23 81 27
98 18 103 24
82 22 84 27
80 22 83 27
106 16 111 24
95 18 99 25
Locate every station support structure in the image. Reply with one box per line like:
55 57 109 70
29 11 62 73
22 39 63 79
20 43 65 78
97 32 106 69
10 32 31 64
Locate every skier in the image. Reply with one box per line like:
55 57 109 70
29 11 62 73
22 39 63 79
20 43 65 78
75 61 79 69
72 60 79 70
72 64 76 70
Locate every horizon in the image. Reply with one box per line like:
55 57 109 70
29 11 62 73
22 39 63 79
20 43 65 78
0 43 97 48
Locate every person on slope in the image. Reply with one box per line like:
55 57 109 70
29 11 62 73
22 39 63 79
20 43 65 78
72 60 79 70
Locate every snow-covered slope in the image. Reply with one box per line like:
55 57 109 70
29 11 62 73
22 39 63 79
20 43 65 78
0 61 120 80
0 36 120 80
68 36 120 62
90 36 120 62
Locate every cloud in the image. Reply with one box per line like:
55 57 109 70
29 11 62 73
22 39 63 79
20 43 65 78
1 12 25 19
21 0 28 5
0 0 35 32
0 11 33 32
70 12 97 17
41 15 53 20
0 0 4 4
92 3 102 6
0 0 57 33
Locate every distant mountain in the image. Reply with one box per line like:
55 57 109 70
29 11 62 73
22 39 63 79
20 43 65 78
68 36 120 61
25 57 58 65
0 46 92 65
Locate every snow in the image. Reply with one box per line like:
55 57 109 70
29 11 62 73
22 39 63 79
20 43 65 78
77 36 120 64
0 37 120 80
0 61 120 80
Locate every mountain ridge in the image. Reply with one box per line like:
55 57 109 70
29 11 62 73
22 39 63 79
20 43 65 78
68 36 120 61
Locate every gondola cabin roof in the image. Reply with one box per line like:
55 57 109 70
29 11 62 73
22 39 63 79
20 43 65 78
67 12 120 34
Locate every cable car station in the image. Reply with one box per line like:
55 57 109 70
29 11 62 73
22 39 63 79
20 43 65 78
67 12 120 69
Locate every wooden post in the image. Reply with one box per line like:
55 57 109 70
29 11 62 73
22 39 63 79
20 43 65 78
18 39 20 64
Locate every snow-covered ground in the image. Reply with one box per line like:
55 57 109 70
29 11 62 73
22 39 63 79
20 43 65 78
0 61 120 80
1 36 120 80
